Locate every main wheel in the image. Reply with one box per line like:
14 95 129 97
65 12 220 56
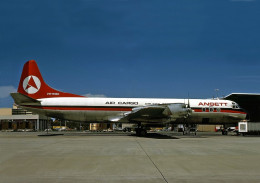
140 129 147 136
135 128 147 136
222 130 228 135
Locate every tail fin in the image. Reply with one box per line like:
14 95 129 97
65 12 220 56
17 60 83 99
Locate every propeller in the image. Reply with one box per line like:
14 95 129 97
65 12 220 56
187 92 191 108
186 93 192 118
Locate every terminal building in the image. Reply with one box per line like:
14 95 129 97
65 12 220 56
0 105 50 131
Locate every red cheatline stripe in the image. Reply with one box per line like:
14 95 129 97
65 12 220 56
25 106 246 114
221 110 247 114
193 108 246 114
29 106 133 111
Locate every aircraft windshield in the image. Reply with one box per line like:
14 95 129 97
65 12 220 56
232 102 240 109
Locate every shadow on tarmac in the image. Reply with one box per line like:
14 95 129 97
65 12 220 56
131 133 180 139
37 132 179 139
35 132 219 139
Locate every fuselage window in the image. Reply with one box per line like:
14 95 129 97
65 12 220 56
202 108 206 112
216 108 221 112
209 108 214 112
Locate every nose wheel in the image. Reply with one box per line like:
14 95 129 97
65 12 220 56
221 129 228 135
221 125 228 135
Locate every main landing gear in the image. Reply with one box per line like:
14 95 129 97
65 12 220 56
135 122 147 137
136 128 147 136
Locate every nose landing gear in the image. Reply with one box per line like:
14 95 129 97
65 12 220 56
221 129 228 135
221 125 228 135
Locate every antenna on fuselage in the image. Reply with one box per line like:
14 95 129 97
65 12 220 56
187 92 190 108
215 89 219 99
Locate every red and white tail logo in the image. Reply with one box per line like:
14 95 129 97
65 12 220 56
17 60 83 99
23 75 41 94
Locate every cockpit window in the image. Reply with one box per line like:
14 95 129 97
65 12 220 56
232 102 240 109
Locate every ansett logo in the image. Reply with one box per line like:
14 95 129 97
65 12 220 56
23 75 41 94
198 102 227 106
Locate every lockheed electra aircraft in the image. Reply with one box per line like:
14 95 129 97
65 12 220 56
11 60 247 136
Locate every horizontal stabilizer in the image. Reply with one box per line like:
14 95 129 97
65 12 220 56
10 93 41 106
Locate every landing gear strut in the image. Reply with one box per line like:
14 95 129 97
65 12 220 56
221 129 228 135
222 130 228 135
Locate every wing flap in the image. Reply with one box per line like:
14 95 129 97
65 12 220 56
112 105 168 122
112 103 191 122
126 106 167 119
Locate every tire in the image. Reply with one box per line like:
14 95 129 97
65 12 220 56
140 129 147 136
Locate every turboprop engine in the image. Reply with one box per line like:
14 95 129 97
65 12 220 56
163 103 191 119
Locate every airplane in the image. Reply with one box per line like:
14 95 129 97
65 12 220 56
11 60 247 136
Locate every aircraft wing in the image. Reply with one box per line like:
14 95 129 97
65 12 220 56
224 93 260 121
124 106 167 120
111 103 191 123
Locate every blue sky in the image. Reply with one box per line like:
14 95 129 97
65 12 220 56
0 0 260 107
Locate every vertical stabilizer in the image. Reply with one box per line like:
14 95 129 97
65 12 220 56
17 60 83 99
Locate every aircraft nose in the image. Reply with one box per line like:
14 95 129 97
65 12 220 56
241 108 248 120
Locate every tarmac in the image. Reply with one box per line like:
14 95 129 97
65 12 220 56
0 132 260 183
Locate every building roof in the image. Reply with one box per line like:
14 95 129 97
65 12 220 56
0 114 40 120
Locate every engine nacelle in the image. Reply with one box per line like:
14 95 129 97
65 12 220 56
164 103 191 119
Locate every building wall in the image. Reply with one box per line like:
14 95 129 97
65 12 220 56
197 125 222 132
0 107 49 131
0 108 12 115
90 123 113 131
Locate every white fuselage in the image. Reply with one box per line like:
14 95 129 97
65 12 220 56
22 97 246 124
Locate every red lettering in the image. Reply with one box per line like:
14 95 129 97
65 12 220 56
219 102 228 106
198 102 227 106
204 102 209 106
